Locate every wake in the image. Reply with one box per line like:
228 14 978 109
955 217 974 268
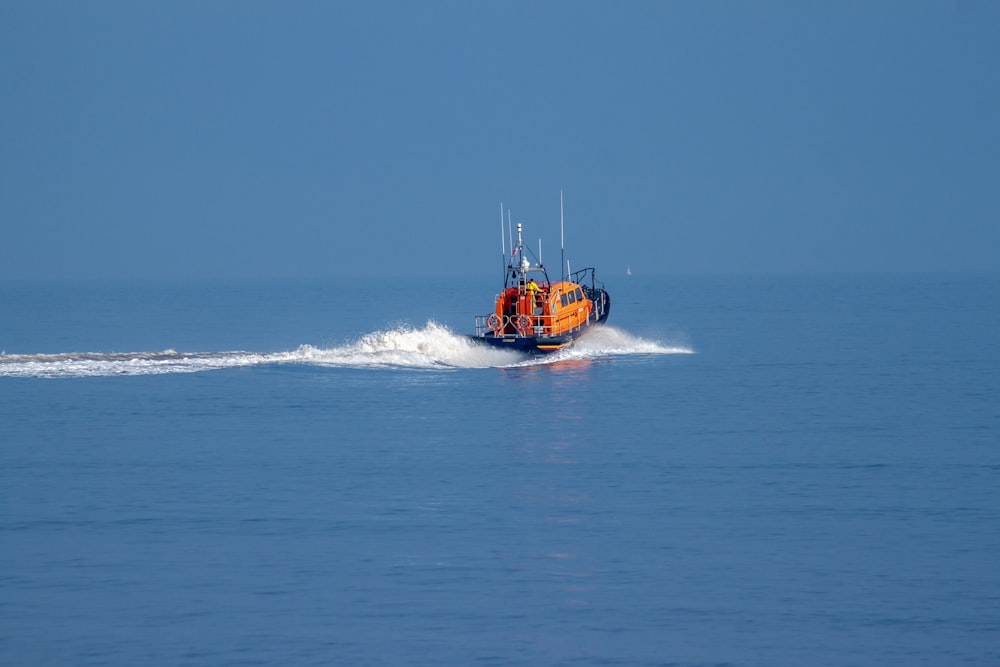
0 322 692 378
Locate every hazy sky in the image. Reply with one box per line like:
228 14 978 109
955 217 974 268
2 1 998 279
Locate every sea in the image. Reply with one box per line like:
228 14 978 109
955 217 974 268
1 273 998 666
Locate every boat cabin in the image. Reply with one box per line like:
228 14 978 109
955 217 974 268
488 277 594 337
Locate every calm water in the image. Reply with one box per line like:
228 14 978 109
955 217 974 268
2 274 998 666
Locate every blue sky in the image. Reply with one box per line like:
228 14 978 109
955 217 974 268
2 1 998 279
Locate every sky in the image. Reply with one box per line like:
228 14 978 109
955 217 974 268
2 1 998 280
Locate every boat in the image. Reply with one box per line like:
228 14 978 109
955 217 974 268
472 200 610 354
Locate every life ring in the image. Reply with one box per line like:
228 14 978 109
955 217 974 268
487 313 503 333
514 314 532 336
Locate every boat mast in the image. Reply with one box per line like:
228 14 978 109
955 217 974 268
560 190 566 282
499 202 506 275
507 211 513 268
516 222 525 290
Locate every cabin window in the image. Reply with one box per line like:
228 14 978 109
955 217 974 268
575 288 584 302
567 290 576 305
560 293 568 308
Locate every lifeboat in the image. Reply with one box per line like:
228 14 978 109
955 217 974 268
473 217 610 354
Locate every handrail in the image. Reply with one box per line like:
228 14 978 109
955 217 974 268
569 267 606 293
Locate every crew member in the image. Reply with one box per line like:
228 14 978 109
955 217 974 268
526 278 543 317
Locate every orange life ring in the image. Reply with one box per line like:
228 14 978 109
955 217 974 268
515 314 532 336
487 313 503 333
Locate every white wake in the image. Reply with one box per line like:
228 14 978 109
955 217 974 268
0 322 692 378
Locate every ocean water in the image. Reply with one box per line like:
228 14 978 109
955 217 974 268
1 273 998 666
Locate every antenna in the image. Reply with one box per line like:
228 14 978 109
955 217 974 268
507 211 513 263
500 202 505 255
560 190 565 281
499 202 505 274
538 238 542 266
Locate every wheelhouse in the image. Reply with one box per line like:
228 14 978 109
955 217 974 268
475 267 607 339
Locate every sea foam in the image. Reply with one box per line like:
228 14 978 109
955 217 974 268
0 322 691 378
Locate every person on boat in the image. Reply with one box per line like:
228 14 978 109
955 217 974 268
526 278 544 322
526 278 543 305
